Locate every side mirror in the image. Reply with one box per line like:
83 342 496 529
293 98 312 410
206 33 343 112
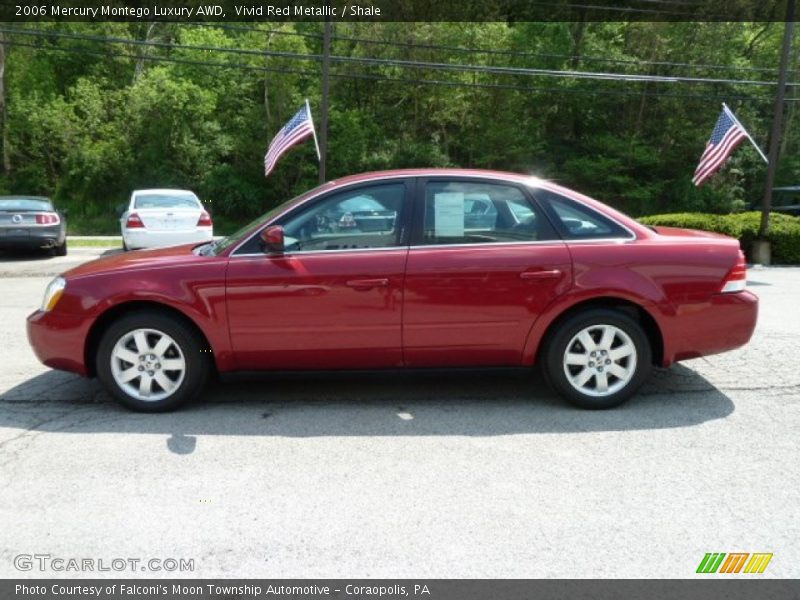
60 208 69 218
260 225 285 254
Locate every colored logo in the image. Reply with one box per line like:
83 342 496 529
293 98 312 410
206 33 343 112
697 552 773 574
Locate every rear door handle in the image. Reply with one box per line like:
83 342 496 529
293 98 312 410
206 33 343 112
346 278 389 290
519 269 562 280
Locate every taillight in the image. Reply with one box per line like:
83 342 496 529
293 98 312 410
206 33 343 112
197 211 213 227
720 251 747 293
35 213 60 225
125 213 145 229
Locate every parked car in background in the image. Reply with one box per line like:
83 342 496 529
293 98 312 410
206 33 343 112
751 186 800 216
306 193 398 241
28 169 758 412
121 189 212 250
0 196 67 256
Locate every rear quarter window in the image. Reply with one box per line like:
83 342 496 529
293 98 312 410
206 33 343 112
534 189 632 240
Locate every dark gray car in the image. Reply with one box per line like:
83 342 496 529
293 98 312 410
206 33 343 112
0 196 67 255
768 187 800 216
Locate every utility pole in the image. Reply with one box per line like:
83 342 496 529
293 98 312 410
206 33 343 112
318 15 331 184
759 0 795 244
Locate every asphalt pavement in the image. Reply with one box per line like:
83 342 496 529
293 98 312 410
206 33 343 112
0 249 798 578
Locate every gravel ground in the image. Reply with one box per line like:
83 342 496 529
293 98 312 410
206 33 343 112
0 251 797 579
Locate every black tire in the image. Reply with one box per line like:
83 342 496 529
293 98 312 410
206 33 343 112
122 240 129 251
541 308 652 409
54 239 67 256
96 311 210 412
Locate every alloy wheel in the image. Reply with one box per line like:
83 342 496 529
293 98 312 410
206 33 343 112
562 324 637 398
110 328 186 402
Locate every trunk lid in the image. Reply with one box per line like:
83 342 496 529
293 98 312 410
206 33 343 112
135 208 202 231
650 225 736 242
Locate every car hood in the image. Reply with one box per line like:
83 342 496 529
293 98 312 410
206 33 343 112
63 243 209 279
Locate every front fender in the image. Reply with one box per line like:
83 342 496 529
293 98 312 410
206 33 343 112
62 260 234 373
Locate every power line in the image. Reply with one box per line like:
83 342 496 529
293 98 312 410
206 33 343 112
332 33 788 76
2 39 319 79
522 1 733 19
4 38 791 104
0 25 319 61
186 21 789 77
330 53 789 88
2 26 795 89
181 21 323 40
525 1 703 18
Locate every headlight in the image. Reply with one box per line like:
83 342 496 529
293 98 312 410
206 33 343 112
41 276 66 312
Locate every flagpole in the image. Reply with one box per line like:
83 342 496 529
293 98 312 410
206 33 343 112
305 98 321 162
723 103 769 164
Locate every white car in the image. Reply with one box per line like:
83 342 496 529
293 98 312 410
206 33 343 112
121 189 213 250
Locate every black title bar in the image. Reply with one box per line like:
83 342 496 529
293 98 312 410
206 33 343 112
4 580 800 600
0 0 794 22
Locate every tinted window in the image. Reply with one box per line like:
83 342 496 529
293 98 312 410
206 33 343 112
422 181 555 245
534 189 631 240
134 193 200 209
279 183 405 252
0 198 52 211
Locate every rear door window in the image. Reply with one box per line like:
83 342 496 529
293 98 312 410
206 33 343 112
420 180 557 245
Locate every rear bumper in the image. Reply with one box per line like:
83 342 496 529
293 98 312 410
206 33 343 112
27 309 91 376
0 226 64 249
122 228 212 250
663 290 758 365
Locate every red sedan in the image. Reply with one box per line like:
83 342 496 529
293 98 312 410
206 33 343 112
27 169 758 411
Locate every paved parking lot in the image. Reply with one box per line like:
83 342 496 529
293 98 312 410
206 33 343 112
0 249 798 578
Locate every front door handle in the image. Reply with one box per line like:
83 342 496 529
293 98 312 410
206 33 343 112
346 278 389 290
519 269 562 280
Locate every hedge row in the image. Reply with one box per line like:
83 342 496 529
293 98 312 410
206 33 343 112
638 211 800 264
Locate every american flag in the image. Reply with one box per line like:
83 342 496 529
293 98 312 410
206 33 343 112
264 103 316 176
692 107 747 186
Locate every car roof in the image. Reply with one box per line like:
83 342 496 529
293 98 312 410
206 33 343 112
327 168 541 187
0 195 51 200
321 168 607 208
322 168 600 201
132 189 197 195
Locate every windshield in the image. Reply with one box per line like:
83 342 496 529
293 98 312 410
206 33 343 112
0 198 52 211
134 193 200 209
208 182 332 256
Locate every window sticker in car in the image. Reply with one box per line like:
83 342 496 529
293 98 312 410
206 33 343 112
434 192 465 237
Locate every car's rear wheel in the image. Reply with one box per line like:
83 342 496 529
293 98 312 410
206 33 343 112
542 308 651 409
53 239 67 256
96 311 209 412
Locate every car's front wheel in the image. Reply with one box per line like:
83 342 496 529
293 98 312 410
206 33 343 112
96 311 210 412
543 308 652 409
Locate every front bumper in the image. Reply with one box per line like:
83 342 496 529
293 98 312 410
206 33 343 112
663 290 759 365
27 309 91 376
122 228 212 250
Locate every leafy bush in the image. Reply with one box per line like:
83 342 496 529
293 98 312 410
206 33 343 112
639 211 800 264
